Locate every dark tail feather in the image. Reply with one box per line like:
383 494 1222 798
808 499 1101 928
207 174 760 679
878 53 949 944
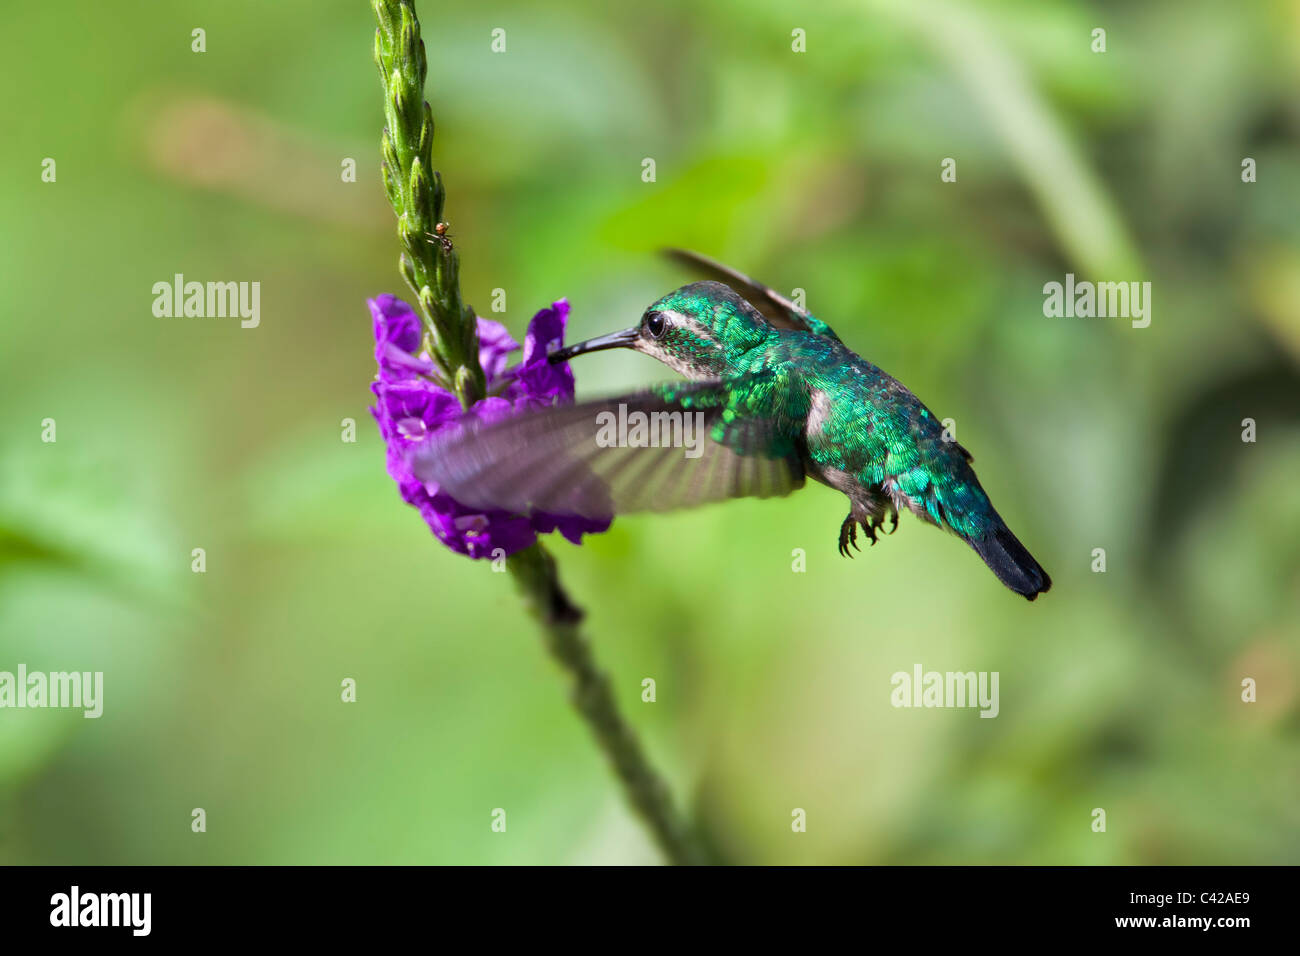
966 521 1052 601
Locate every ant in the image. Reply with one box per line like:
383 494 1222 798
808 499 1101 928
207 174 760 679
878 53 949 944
426 221 453 252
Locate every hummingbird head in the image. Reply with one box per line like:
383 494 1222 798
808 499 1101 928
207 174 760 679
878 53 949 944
548 281 771 380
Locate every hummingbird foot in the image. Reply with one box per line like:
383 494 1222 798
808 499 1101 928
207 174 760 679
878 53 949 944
837 514 861 558
863 517 880 546
887 510 899 535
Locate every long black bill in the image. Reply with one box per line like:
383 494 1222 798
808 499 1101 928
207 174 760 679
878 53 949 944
548 326 639 364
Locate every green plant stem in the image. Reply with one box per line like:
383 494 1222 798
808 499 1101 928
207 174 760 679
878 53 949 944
371 0 702 865
508 547 704 864
373 0 482 401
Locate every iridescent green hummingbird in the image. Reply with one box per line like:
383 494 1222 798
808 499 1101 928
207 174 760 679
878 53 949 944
413 251 1051 600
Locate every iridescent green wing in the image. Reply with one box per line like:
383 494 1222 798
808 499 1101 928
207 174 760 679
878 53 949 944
664 248 841 341
409 372 807 521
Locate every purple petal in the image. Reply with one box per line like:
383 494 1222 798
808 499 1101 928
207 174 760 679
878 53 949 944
476 317 520 384
369 295 427 381
521 299 570 367
471 396 516 426
502 300 578 409
532 511 613 545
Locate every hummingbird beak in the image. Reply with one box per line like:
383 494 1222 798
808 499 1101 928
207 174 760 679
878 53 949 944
548 326 640 364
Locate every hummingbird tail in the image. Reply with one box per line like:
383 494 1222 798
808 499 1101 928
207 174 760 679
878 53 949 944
966 520 1052 601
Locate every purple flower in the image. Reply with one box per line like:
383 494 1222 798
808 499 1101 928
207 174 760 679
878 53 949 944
368 294 610 559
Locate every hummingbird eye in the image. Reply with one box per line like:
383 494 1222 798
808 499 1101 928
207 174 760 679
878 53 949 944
644 311 666 339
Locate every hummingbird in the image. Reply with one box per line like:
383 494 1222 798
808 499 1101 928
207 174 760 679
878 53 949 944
412 251 1051 600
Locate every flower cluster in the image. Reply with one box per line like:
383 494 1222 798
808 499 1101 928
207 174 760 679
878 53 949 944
369 294 610 558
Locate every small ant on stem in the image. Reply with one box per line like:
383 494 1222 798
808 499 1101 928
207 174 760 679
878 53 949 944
426 221 453 252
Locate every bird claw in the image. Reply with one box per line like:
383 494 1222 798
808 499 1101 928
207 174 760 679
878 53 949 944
837 515 860 558
840 510 897 556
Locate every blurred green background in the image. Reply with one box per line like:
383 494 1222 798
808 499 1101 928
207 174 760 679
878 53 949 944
2 0 1297 864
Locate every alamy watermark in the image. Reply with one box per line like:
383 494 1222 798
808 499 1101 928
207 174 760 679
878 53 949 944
1043 273 1151 328
50 886 150 936
891 664 999 718
0 665 103 718
152 273 260 328
594 404 708 459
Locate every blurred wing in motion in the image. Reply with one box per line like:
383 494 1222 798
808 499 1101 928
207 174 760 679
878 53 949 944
664 248 841 341
409 374 807 521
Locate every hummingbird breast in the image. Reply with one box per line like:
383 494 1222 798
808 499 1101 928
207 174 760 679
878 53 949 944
782 336 988 535
802 384 905 523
